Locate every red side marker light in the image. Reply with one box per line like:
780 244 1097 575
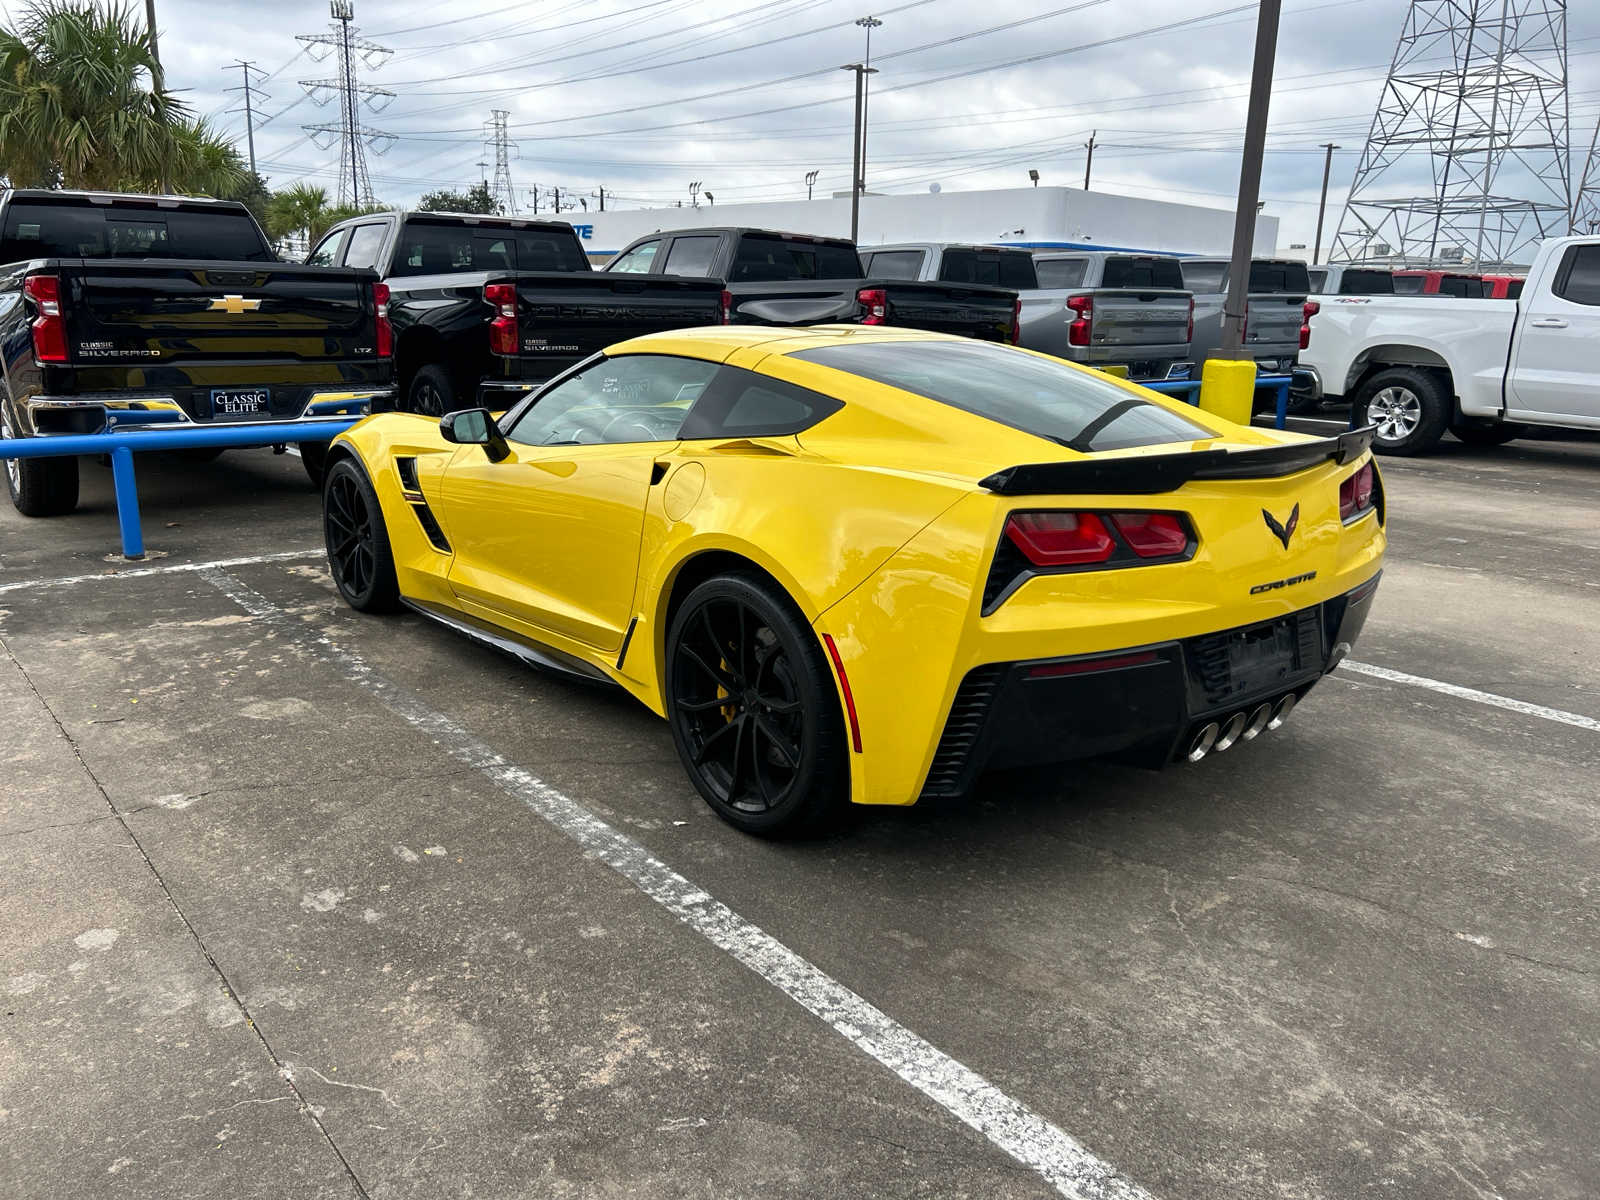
821 633 863 753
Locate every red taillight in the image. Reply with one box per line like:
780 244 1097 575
1339 461 1376 522
1066 293 1092 347
1009 296 1022 345
485 281 518 356
1108 512 1189 558
373 281 393 358
1299 299 1319 350
24 273 67 364
720 288 733 324
1004 511 1115 566
857 286 888 325
1185 296 1195 345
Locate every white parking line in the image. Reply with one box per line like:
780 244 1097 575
0 549 323 596
1340 661 1600 734
200 566 1156 1200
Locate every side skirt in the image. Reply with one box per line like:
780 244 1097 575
400 597 620 689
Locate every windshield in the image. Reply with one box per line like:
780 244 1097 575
0 201 273 262
791 339 1216 453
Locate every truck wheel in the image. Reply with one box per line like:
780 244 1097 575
1354 367 1450 456
405 364 455 417
1450 418 1523 447
298 441 329 488
2 404 79 517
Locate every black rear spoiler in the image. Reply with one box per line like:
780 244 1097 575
979 427 1374 496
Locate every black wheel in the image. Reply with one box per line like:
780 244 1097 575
1450 418 1523 447
2 402 78 517
298 441 329 488
1354 366 1450 456
1285 388 1322 415
405 363 455 417
666 574 849 837
322 458 400 613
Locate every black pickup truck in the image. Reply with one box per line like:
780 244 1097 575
604 227 1020 342
307 211 725 415
0 189 394 515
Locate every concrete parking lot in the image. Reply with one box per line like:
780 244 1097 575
2 430 1597 1199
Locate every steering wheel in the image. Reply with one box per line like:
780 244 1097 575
600 410 675 443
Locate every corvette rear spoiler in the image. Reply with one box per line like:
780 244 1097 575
978 427 1374 496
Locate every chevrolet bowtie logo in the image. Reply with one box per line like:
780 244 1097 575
208 295 262 314
1262 502 1300 550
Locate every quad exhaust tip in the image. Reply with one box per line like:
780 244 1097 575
1187 692 1298 763
1212 711 1249 754
1241 702 1274 742
1186 722 1220 762
1267 692 1297 730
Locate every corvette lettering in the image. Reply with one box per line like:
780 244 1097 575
1250 570 1318 595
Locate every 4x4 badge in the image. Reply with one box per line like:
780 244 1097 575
1262 502 1300 550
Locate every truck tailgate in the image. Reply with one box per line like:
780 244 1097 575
510 272 724 375
879 281 1016 343
62 259 379 363
1244 293 1304 354
1087 290 1191 349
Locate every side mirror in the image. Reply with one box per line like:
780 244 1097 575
440 407 510 462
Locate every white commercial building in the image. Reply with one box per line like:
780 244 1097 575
555 185 1279 262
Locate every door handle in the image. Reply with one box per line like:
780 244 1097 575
1529 317 1567 328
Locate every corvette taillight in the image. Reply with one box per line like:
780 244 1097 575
1004 512 1115 566
485 282 518 355
1300 299 1319 350
1108 512 1189 558
1066 294 1092 346
24 273 67 364
373 281 393 358
857 287 888 325
1339 461 1376 522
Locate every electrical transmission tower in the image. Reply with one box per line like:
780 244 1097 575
1574 114 1600 233
486 110 519 215
298 1 395 207
224 60 268 177
1331 0 1570 270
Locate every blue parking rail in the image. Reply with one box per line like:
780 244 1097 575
0 420 361 560
1140 374 1294 430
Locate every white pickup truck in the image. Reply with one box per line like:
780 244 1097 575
1301 234 1600 454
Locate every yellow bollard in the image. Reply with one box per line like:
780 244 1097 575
1198 359 1257 427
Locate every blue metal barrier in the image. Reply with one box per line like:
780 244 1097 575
0 420 360 560
1140 373 1293 430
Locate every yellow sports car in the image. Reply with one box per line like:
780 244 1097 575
322 326 1385 835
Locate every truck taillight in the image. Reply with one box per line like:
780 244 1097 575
1009 297 1022 345
373 282 393 358
24 273 67 364
485 282 518 356
1299 299 1319 350
1066 294 1092 346
857 287 888 325
1185 296 1194 345
720 288 733 324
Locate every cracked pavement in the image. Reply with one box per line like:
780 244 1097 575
1 436 1597 1198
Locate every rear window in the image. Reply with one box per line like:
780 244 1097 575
1308 268 1328 293
1554 244 1600 306
792 339 1215 453
1247 261 1311 294
392 219 588 275
937 248 1038 289
1392 274 1425 293
1179 261 1226 292
1100 255 1185 290
730 234 861 282
0 201 272 262
1034 257 1088 289
1506 279 1524 299
1437 275 1478 298
861 249 925 279
1338 269 1394 295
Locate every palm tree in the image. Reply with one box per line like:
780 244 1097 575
0 0 245 194
267 183 332 247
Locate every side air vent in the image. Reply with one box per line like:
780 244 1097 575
920 664 1004 799
395 455 422 498
411 502 451 554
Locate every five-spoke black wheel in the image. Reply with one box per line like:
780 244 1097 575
666 574 848 837
323 458 400 612
405 364 455 417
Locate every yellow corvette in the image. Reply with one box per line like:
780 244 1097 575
321 326 1385 835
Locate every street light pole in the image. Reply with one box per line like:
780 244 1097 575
1219 0 1282 359
856 16 882 201
1083 130 1096 190
144 0 161 82
1312 142 1339 265
841 64 877 243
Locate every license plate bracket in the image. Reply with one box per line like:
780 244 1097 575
210 387 270 418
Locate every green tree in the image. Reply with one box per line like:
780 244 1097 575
417 181 499 215
0 1 246 194
265 184 388 250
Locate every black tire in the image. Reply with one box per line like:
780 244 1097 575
175 447 225 463
298 441 329 488
665 573 849 837
1450 418 1523 447
2 402 78 517
1353 366 1451 456
322 457 400 613
1285 388 1322 416
405 363 455 417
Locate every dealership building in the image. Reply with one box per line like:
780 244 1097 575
556 185 1280 263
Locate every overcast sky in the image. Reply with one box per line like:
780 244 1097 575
40 0 1600 245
